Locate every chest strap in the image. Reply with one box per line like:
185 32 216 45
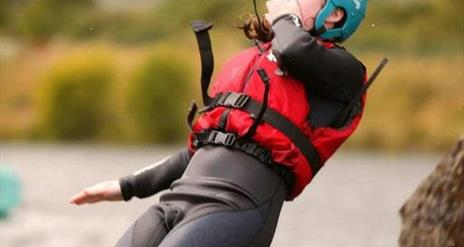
194 130 272 164
201 92 322 176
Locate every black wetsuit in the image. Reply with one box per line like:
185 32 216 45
115 15 365 247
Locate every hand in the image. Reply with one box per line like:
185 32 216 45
265 0 301 24
69 180 123 205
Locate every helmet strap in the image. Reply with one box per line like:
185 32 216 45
252 0 264 34
309 25 326 37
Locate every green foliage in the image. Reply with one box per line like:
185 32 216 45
3 0 462 51
126 47 194 143
151 0 243 32
1 0 246 44
96 13 162 44
347 54 463 151
0 0 10 29
38 51 114 140
348 0 464 53
14 0 93 43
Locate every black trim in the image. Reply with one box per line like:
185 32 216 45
119 177 134 201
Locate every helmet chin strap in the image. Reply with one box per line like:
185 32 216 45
252 0 264 32
309 25 326 37
309 3 328 37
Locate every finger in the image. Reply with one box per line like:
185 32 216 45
265 13 272 23
69 190 92 205
70 187 101 205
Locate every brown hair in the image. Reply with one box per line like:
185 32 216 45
236 14 274 43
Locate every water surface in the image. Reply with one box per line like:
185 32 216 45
0 144 439 247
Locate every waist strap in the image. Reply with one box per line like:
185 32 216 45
194 130 295 191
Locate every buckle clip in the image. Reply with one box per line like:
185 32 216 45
219 93 250 109
191 20 214 33
208 131 237 147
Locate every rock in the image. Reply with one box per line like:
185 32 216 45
399 137 464 247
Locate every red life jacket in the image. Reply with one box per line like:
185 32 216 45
187 40 367 200
186 21 373 200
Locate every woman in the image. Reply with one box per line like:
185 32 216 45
70 0 368 246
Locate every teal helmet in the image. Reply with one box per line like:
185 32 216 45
313 0 368 41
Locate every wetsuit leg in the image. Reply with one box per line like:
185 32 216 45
115 203 184 247
158 184 286 247
116 146 287 247
158 146 287 246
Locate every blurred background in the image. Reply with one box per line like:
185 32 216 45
0 0 463 246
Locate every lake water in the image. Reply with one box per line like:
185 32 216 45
0 143 440 247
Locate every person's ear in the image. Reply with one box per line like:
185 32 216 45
325 8 344 25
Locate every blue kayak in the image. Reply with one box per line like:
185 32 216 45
0 166 21 218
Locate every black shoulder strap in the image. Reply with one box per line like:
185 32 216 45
191 20 215 106
331 58 389 128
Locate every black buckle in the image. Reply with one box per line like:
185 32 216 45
218 93 250 109
208 131 237 147
190 21 214 33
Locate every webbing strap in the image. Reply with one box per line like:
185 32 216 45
191 21 214 106
242 69 270 140
194 130 271 163
186 100 198 130
194 130 295 189
208 92 322 175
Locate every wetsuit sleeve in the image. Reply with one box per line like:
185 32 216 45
271 14 365 102
119 148 191 201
